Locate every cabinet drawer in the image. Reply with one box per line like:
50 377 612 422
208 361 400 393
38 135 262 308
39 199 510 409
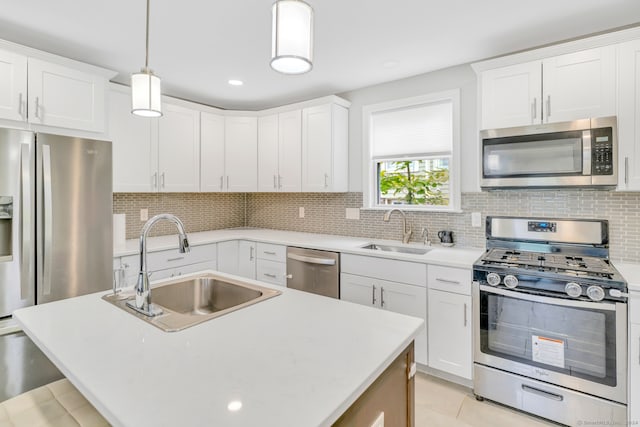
428 265 471 295
341 254 426 287
256 243 286 262
147 243 216 271
256 259 286 286
630 292 640 325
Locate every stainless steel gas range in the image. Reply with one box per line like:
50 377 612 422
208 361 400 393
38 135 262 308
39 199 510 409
472 216 627 426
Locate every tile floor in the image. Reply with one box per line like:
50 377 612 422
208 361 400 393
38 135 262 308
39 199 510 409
415 373 559 427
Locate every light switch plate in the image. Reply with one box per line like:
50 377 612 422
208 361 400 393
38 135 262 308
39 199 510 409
471 212 481 228
370 412 384 427
345 208 360 220
140 208 149 222
299 207 305 218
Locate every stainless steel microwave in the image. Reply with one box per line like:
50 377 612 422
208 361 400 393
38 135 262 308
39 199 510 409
480 117 617 189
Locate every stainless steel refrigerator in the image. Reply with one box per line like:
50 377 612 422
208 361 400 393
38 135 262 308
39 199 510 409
0 128 113 318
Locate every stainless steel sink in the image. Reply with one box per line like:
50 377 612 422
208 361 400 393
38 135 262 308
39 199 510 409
102 273 281 332
360 243 431 255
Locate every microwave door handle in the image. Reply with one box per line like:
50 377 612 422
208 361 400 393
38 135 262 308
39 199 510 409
583 130 592 176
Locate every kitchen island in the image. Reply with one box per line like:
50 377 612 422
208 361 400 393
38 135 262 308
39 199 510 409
14 272 423 427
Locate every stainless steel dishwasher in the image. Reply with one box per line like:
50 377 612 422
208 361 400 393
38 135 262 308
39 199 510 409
286 247 340 298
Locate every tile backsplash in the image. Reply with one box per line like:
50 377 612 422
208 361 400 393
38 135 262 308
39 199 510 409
114 191 640 263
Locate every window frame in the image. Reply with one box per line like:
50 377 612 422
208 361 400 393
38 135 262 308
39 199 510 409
362 89 461 212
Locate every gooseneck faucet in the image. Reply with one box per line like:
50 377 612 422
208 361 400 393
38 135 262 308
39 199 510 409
128 214 190 317
383 209 412 244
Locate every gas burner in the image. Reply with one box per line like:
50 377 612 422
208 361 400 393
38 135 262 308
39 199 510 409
565 256 587 269
500 250 521 262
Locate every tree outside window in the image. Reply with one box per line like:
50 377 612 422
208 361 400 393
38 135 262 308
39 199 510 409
377 158 450 206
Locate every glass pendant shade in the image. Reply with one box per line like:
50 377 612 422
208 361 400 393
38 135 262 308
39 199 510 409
271 0 313 74
131 70 162 117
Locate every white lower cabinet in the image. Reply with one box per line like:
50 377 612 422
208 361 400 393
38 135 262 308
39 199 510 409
341 272 427 366
255 243 287 286
629 292 640 423
427 265 473 380
216 240 256 280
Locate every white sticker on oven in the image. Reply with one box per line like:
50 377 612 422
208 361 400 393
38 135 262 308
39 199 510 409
532 335 565 369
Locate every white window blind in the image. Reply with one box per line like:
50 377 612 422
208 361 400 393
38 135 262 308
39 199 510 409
371 100 453 158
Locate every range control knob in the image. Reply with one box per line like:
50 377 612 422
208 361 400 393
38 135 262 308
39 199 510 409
587 285 605 302
504 275 518 289
565 282 582 298
486 273 501 286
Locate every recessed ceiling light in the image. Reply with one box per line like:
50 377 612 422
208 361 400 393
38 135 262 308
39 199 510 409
227 400 243 412
228 79 244 86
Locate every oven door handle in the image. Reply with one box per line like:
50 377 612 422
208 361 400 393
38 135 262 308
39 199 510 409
478 284 617 311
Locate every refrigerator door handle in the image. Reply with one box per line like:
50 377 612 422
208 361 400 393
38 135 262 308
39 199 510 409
42 144 53 296
20 143 32 299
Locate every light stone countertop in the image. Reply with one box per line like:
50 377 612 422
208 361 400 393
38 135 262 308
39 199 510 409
615 263 640 292
114 228 485 270
14 272 423 427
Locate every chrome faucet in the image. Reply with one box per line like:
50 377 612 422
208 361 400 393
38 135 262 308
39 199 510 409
127 214 190 317
383 209 412 244
421 227 431 246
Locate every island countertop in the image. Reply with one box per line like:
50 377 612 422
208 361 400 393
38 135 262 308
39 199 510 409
14 272 423 427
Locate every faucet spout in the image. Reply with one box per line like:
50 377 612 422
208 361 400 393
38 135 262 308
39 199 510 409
383 209 412 244
129 214 190 317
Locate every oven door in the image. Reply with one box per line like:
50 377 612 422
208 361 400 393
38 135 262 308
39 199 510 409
473 283 627 404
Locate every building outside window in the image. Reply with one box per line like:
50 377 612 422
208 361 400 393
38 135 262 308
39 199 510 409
363 90 460 211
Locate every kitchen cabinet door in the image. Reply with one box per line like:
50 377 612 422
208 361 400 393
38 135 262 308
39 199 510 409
28 58 106 132
200 112 226 192
158 102 200 192
427 289 472 379
257 114 279 192
225 116 257 192
340 273 376 307
542 46 616 124
237 240 256 279
217 240 239 276
618 39 640 191
629 323 640 424
380 279 427 366
0 49 27 122
109 89 157 192
302 104 348 192
278 109 302 192
480 61 541 129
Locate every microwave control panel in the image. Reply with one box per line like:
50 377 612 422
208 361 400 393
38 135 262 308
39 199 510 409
592 127 614 175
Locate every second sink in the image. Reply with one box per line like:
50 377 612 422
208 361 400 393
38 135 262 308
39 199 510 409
360 243 431 255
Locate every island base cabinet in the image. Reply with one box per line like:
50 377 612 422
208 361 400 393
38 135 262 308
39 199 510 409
333 343 414 427
427 289 472 380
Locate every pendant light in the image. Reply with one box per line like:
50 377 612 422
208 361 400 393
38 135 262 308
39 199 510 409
131 0 162 117
271 0 314 74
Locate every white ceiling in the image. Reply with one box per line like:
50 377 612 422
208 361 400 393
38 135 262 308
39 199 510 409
0 1 639 110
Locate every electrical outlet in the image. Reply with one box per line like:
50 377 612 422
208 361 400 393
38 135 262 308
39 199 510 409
140 208 149 221
370 412 384 427
345 208 360 220
471 212 481 227
299 207 305 218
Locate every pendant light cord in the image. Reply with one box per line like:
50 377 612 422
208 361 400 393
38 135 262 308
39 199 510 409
145 0 150 70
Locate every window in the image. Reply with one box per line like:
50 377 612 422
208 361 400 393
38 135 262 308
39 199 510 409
363 90 460 211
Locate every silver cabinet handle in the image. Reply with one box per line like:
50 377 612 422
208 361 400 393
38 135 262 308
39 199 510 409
264 273 277 278
20 143 32 299
166 257 185 262
42 144 53 296
219 176 224 190
625 157 629 185
18 93 25 119
380 286 385 308
249 246 254 261
324 173 329 188
372 285 377 305
152 172 158 189
522 385 563 402
161 172 166 189
34 96 40 119
226 175 229 190
545 95 551 120
263 251 277 255
273 175 277 189
531 97 537 121
287 253 336 265
436 277 460 285
278 175 282 189
463 303 467 327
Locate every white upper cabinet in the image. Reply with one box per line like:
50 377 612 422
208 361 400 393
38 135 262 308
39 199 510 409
542 47 616 123
257 114 279 192
618 39 640 190
225 116 257 192
479 46 616 129
302 103 348 192
158 103 200 192
480 61 541 129
28 58 106 132
200 112 226 192
0 48 27 122
257 110 302 192
109 89 156 192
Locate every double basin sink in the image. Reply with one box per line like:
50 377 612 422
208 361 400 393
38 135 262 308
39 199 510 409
102 273 281 332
